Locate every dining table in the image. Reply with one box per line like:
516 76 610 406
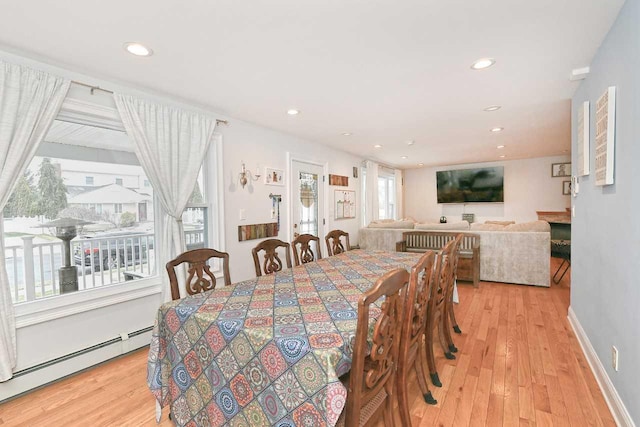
147 249 423 427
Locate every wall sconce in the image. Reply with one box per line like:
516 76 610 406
239 162 261 188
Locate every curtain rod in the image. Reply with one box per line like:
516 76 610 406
70 80 229 126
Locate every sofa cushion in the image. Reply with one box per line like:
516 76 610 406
505 220 550 232
415 220 469 231
485 220 515 225
368 220 415 229
470 223 508 231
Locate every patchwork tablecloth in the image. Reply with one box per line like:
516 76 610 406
147 249 422 427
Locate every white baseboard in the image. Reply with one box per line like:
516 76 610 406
567 306 636 427
0 330 151 403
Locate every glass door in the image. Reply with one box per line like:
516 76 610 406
291 161 325 243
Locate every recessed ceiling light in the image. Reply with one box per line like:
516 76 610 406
406 140 415 146
287 109 300 115
471 58 495 70
401 156 408 159
499 155 506 158
123 42 153 57
374 144 382 148
497 145 505 149
490 127 504 132
418 163 424 167
341 132 352 136
484 105 501 112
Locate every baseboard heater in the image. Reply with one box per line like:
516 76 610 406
12 326 153 378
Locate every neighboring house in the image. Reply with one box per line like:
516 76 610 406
67 183 153 223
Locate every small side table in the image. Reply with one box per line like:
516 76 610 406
551 239 571 284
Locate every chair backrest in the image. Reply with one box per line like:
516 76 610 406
166 248 231 300
400 251 437 363
429 235 461 311
446 234 463 286
251 238 292 277
325 229 350 256
345 268 409 426
292 234 322 266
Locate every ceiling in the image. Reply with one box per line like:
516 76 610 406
0 0 625 168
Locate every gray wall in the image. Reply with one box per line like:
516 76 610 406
571 0 639 422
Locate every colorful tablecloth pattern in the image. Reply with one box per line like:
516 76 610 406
147 249 422 426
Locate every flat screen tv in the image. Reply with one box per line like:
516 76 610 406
436 166 504 203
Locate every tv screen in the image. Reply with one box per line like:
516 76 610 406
436 167 504 203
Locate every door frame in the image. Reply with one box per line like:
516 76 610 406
286 153 329 243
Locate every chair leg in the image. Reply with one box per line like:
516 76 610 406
397 363 412 427
449 298 462 336
441 302 457 355
384 381 395 427
552 258 571 284
424 325 441 387
438 317 455 360
416 341 437 404
449 287 462 335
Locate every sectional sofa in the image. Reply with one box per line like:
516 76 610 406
359 219 551 287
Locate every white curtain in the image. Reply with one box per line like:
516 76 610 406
395 169 403 220
364 160 379 226
0 61 70 382
114 94 217 301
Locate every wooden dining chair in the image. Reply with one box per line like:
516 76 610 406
424 236 461 387
166 248 231 300
338 268 409 427
251 238 292 277
447 234 464 337
292 234 322 266
325 229 350 256
397 251 438 426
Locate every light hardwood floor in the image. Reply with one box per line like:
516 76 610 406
0 259 615 426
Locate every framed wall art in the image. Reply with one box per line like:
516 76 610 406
562 181 571 195
335 190 356 219
264 167 284 186
577 101 590 176
595 86 616 186
329 174 349 186
551 162 571 177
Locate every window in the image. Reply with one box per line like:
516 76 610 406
3 117 157 304
378 172 396 220
181 136 223 272
115 178 123 185
144 179 150 187
183 167 207 250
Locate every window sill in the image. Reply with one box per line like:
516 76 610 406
14 278 163 329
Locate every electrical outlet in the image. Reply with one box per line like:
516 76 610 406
612 346 619 371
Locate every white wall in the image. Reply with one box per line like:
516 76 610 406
404 155 571 224
220 120 363 283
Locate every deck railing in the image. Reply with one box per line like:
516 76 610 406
6 228 206 303
5 232 157 303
